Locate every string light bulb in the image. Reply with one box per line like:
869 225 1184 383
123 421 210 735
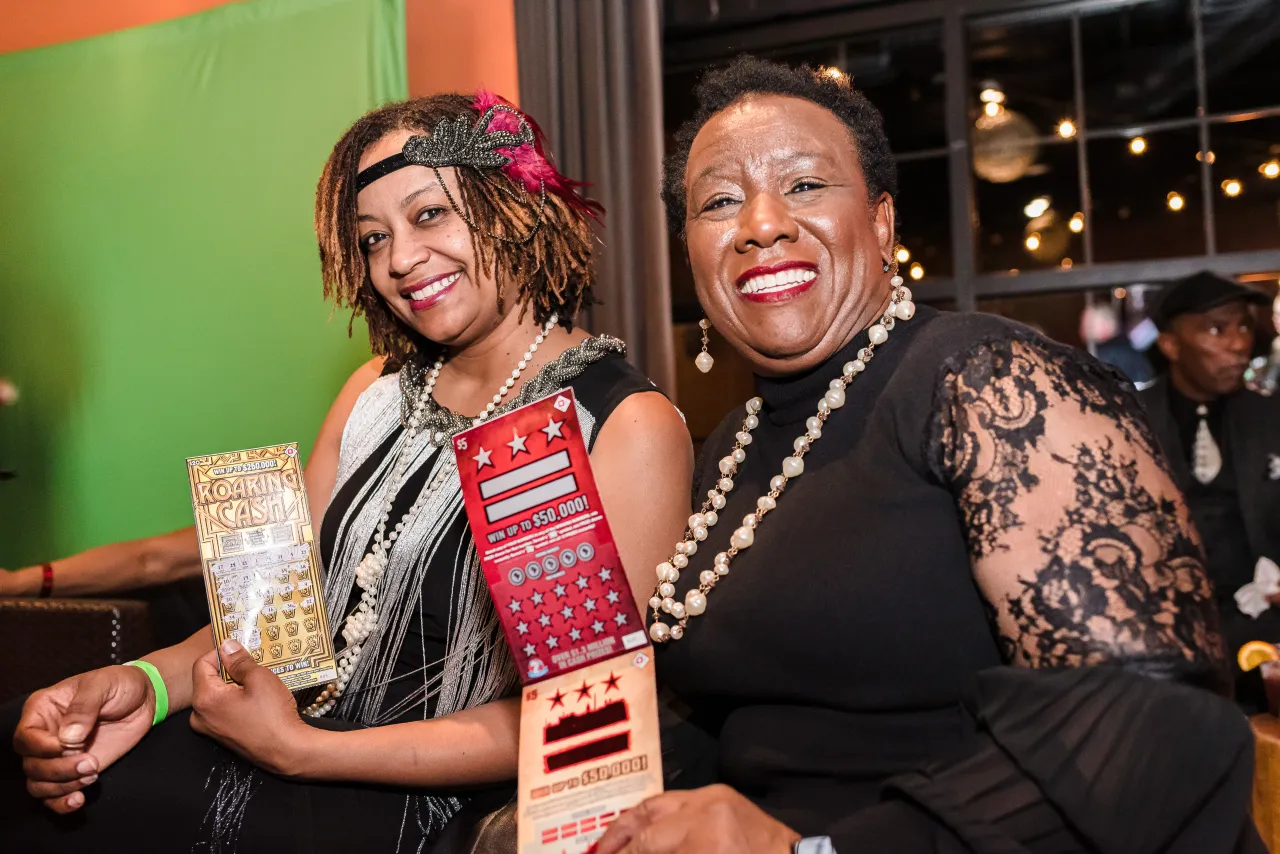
1024 197 1051 218
1260 160 1280 179
1129 137 1147 155
1025 233 1042 251
1222 178 1243 197
909 262 925 280
984 101 1002 117
821 66 845 81
1057 119 1077 139
895 247 910 263
1167 191 1185 211
1068 213 1085 233
979 88 1006 104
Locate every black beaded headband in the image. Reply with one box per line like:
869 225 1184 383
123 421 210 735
355 104 545 245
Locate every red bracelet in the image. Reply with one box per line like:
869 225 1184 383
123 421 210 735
39 563 53 598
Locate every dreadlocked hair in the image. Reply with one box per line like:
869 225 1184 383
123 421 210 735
316 94 599 370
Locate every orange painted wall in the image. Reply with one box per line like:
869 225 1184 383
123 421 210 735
0 0 519 102
0 0 240 54
405 0 518 101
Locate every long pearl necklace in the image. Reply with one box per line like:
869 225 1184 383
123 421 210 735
648 283 914 643
305 313 558 716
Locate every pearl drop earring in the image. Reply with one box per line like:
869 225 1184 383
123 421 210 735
695 318 714 373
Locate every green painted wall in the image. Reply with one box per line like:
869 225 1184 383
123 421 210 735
0 0 406 567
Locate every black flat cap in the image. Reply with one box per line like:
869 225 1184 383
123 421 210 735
1150 271 1269 330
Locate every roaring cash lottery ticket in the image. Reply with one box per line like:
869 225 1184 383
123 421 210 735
185 443 337 690
452 389 663 853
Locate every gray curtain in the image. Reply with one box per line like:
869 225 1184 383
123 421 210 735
515 0 676 396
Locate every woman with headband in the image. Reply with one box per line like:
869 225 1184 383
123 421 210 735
3 92 692 852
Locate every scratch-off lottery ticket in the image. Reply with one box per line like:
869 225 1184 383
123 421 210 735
453 389 650 684
517 651 662 853
185 443 337 690
453 389 663 853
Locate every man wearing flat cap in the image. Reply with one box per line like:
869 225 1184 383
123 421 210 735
1139 271 1280 708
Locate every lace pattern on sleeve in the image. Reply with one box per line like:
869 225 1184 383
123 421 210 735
928 330 1223 671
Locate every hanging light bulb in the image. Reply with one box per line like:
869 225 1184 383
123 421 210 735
821 66 845 81
1025 233 1042 251
1222 178 1243 197
1023 197 1051 218
1068 212 1085 233
1129 137 1148 155
1057 119 1077 139
1167 191 1185 211
1260 160 1280 179
984 101 1002 117
895 247 910 263
909 262 925 280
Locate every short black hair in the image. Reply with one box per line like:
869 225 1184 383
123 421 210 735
661 54 898 235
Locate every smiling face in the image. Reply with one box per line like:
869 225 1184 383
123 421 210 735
683 94 896 376
355 129 505 350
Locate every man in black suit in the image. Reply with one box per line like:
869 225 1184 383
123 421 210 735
1139 271 1280 709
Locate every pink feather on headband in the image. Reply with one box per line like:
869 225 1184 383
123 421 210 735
472 89 604 221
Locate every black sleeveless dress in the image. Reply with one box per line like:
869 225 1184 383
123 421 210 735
0 344 663 854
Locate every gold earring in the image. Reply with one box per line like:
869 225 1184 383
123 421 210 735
695 319 714 373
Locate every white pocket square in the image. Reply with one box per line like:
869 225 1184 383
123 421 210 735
1235 557 1280 619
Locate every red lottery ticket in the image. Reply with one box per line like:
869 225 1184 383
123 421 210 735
452 389 650 684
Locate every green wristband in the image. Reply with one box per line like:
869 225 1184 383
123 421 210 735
124 660 168 726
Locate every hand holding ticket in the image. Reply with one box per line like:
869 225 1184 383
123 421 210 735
453 389 663 853
185 443 337 690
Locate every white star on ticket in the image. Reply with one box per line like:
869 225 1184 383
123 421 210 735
576 576 589 590
539 613 552 627
507 598 521 613
583 597 597 612
613 613 628 626
523 643 536 656
592 620 606 634
606 591 620 604
569 628 582 641
553 583 567 597
541 416 565 442
531 592 544 605
547 637 559 649
599 567 613 581
472 446 493 470
516 621 529 635
560 605 574 619
507 430 529 457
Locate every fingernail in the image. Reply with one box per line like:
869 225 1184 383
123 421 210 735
67 792 84 808
221 638 243 655
60 725 85 744
79 774 98 786
75 759 96 775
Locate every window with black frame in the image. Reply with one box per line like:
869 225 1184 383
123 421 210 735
661 0 1279 411
962 0 1279 363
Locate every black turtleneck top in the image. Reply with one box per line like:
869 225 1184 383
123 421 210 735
655 308 1255 853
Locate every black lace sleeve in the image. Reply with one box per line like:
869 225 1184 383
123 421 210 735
927 330 1225 678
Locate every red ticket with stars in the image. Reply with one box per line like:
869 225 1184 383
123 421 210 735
453 389 664 853
452 388 650 684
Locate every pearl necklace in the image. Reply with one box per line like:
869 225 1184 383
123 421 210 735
305 313 558 716
647 284 915 643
